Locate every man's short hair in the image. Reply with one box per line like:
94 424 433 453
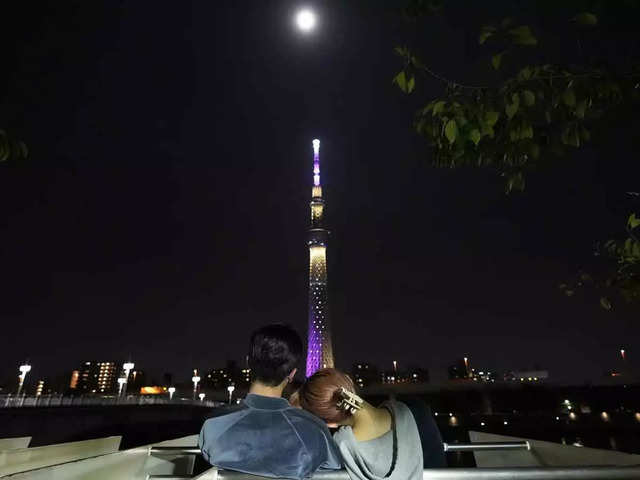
249 324 303 386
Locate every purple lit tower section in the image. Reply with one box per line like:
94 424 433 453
305 139 335 377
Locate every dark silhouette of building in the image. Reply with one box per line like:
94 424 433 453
352 363 380 388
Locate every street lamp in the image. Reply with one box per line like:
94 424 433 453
199 393 205 402
392 360 397 372
122 361 135 396
17 363 31 396
117 377 127 397
192 370 201 400
168 387 176 400
227 385 235 405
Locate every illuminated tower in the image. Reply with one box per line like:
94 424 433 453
306 139 335 377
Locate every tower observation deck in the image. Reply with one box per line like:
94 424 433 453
305 139 334 377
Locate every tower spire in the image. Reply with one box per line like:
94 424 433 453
306 139 334 377
312 139 322 199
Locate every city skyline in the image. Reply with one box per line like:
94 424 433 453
3 347 635 396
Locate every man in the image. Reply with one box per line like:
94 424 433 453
199 324 342 479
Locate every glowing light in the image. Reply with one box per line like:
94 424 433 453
635 412 640 422
449 416 458 426
480 422 485 426
168 387 176 400
199 393 206 402
117 377 127 396
620 349 626 360
296 9 317 32
601 411 609 421
503 421 508 425
312 139 320 153
569 412 577 420
140 386 167 395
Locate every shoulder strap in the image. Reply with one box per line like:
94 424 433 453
383 403 398 478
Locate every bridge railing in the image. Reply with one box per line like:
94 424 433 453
0 394 221 408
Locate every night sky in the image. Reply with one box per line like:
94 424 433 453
1 1 638 386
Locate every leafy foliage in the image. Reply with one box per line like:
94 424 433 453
393 6 640 193
559 211 640 309
392 0 640 308
0 129 28 164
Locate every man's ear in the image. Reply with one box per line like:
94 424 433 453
288 368 297 382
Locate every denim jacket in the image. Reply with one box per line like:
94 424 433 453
199 393 342 479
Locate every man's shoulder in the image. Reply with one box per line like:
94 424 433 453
203 403 249 421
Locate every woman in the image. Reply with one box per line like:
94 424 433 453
293 368 428 480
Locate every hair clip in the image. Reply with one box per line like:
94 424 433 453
336 387 364 414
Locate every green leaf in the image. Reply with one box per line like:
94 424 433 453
469 129 481 146
518 67 533 81
572 12 598 26
478 26 496 45
562 89 576 107
393 71 408 93
444 120 458 144
407 75 415 94
394 46 408 57
522 90 535 106
485 111 500 126
628 213 640 229
508 25 537 46
505 172 525 193
432 100 446 115
521 124 533 139
505 101 518 119
481 124 495 138
600 297 612 311
491 52 504 70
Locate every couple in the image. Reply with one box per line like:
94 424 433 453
198 324 445 479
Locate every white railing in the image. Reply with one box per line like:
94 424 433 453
2 435 640 480
0 394 221 408
0 436 121 477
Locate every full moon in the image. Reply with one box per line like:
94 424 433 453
296 9 317 32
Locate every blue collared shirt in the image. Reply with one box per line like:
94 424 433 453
199 393 342 479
